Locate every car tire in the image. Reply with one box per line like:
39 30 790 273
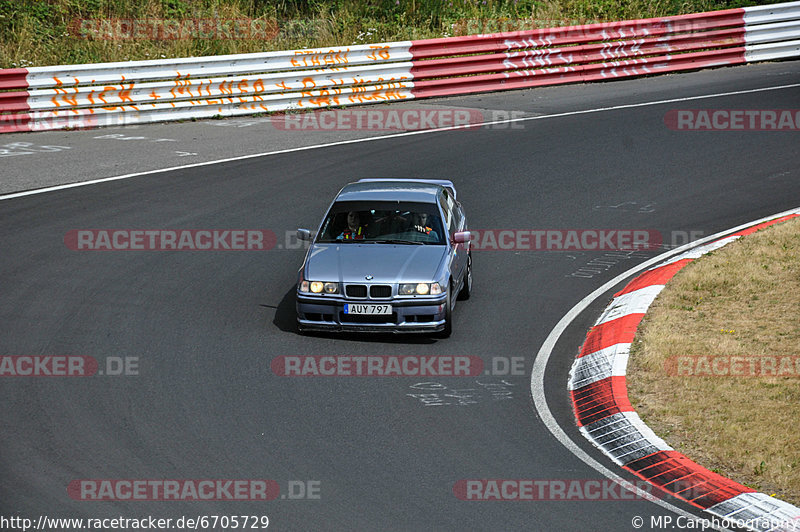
457 253 472 301
437 283 454 338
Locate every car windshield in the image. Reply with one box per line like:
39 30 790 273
316 201 446 245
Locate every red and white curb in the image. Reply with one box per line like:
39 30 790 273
569 213 800 531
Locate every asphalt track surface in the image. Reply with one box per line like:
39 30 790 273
1 60 798 531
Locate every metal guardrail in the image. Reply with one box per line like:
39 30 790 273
1 1 799 133
407 3 800 98
0 43 415 132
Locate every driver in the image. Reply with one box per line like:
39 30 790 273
412 212 439 240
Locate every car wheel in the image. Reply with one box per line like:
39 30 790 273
437 283 453 338
457 253 472 301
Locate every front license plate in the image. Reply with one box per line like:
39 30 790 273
344 304 392 315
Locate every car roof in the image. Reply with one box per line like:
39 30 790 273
334 180 445 203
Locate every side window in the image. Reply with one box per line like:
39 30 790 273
440 190 454 235
452 202 463 231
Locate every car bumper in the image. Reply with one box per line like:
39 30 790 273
296 293 448 333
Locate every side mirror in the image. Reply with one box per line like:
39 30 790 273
452 231 472 244
297 228 313 241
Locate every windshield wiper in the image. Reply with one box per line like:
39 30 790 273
320 239 377 244
322 239 427 245
371 239 426 245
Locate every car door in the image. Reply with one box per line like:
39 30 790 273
440 189 467 292
451 196 469 288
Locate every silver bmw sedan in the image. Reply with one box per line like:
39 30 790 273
295 179 472 336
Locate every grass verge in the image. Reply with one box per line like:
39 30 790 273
0 0 787 68
628 215 800 506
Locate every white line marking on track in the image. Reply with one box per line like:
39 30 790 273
530 205 800 530
1 82 799 201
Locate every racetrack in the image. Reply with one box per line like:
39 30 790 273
1 60 798 531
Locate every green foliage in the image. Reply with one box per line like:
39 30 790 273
162 0 190 18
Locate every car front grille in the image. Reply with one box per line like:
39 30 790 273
345 284 393 299
369 285 392 298
345 285 367 298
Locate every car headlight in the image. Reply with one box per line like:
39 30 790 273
399 283 442 295
310 281 324 293
324 282 338 294
299 281 339 294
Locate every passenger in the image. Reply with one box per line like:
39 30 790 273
337 211 366 240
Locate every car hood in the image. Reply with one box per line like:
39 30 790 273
304 243 447 284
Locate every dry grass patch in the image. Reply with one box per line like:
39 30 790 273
628 216 800 505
